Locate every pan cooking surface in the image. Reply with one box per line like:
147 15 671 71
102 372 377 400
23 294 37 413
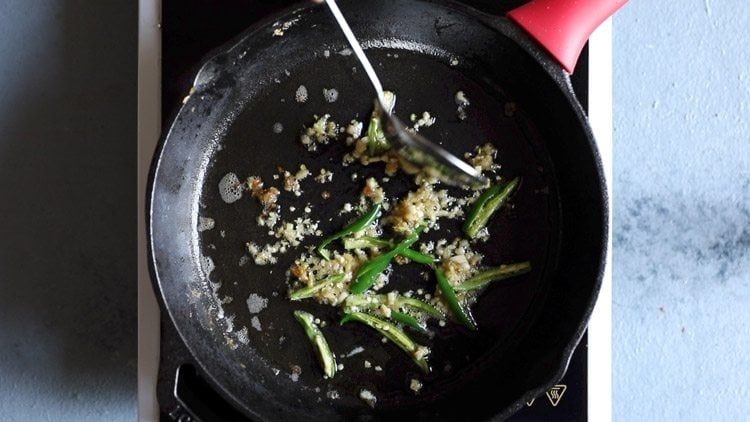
198 47 557 407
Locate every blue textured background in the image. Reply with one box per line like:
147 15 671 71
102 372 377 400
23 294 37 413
0 0 748 421
613 1 750 420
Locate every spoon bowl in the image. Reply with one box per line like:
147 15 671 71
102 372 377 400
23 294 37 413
324 0 488 188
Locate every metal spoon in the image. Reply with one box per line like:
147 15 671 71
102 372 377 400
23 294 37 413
323 0 488 188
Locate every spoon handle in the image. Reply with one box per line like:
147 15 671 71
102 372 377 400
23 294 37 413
323 0 388 106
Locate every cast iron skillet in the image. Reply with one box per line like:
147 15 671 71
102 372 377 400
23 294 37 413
149 0 618 419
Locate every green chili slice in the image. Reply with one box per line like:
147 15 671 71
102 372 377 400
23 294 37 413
464 177 520 239
341 311 429 372
390 310 429 334
366 91 396 155
396 296 443 318
352 253 394 292
289 273 347 301
343 236 393 250
317 203 382 260
343 237 434 265
293 310 337 378
344 293 443 319
435 268 477 331
350 226 424 294
454 262 532 291
400 249 435 265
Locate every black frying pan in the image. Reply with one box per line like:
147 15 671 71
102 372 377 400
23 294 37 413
149 0 618 419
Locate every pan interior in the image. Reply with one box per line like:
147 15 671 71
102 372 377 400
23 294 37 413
150 1 602 420
200 44 556 404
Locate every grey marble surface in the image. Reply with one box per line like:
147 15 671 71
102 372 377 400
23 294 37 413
0 1 137 421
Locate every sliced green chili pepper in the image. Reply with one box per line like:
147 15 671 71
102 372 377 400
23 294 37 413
435 268 477 331
344 293 443 319
395 296 444 318
340 311 429 372
350 253 394 294
343 236 393 250
355 246 434 267
464 177 520 239
342 301 428 334
400 249 435 265
317 203 382 260
350 226 425 294
289 273 347 301
293 310 337 378
390 310 429 334
367 116 387 155
343 294 429 333
343 237 434 265
454 262 532 291
366 91 396 155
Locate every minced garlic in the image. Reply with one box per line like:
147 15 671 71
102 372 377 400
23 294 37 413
464 143 498 172
362 177 385 204
410 378 423 393
314 168 334 184
359 389 377 408
300 114 339 152
386 184 464 234
411 111 436 132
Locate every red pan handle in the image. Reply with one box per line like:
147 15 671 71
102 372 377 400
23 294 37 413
507 0 628 73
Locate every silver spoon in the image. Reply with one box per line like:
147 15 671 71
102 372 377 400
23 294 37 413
323 0 488 188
